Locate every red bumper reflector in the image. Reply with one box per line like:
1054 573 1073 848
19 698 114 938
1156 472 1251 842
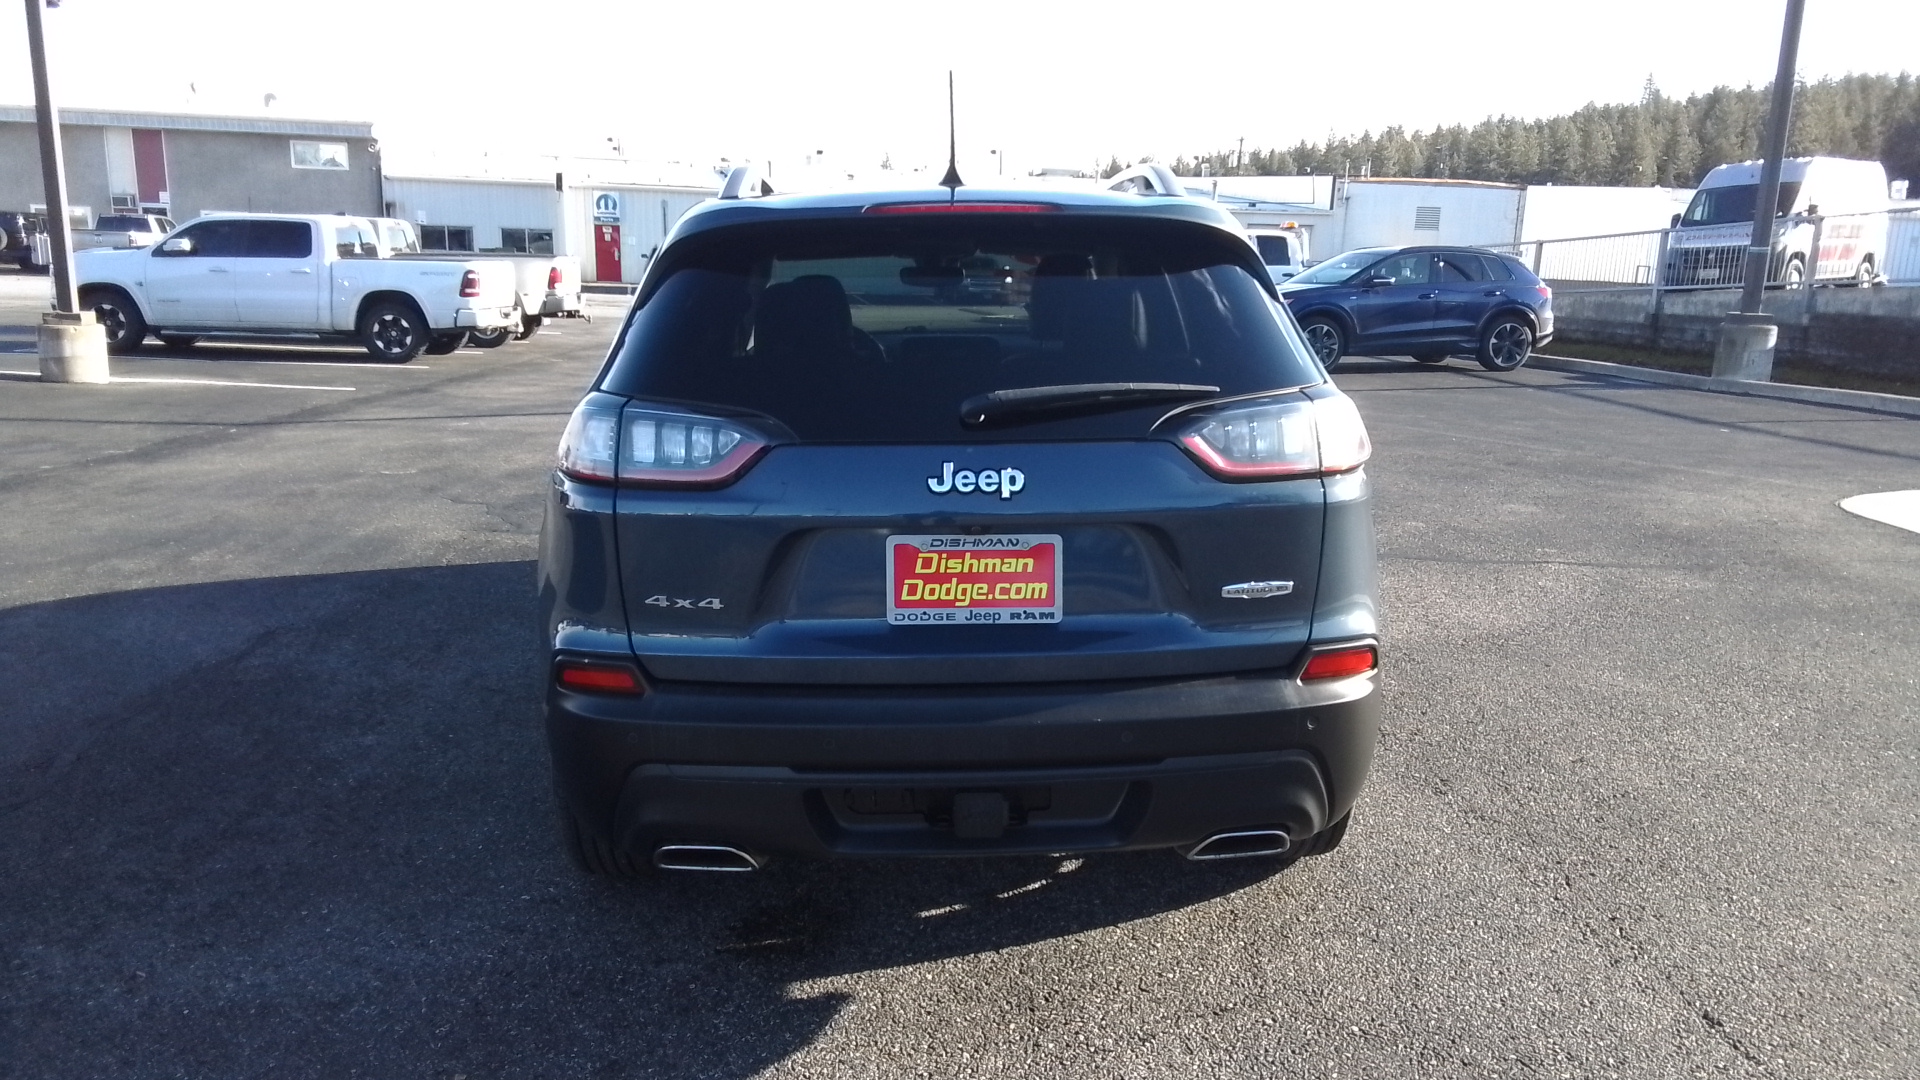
1300 645 1378 681
556 662 645 694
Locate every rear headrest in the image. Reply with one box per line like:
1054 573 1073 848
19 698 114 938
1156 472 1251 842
755 275 853 361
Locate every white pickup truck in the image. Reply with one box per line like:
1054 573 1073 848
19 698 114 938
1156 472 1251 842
370 218 584 347
73 213 519 361
72 213 175 252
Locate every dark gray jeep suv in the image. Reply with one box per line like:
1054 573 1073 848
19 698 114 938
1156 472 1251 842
539 184 1381 875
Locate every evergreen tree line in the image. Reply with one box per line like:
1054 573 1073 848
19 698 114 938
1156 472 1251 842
1108 74 1920 188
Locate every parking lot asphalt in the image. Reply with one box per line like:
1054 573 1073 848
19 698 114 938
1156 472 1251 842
2 266 1916 1079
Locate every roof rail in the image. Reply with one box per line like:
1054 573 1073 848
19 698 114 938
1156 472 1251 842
717 165 773 200
1104 163 1191 198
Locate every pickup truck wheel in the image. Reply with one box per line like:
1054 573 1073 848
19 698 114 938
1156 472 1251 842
424 331 469 355
360 301 427 362
466 326 511 349
80 287 147 354
514 314 544 341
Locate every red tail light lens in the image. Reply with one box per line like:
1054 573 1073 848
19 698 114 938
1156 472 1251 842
1176 392 1371 480
555 659 645 695
557 395 772 487
459 269 481 297
1300 644 1378 681
548 265 562 290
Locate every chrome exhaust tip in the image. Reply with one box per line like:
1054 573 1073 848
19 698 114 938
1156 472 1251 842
1185 829 1291 861
653 844 761 872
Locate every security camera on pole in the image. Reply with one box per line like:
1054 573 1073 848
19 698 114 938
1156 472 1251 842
1712 0 1805 383
24 0 110 384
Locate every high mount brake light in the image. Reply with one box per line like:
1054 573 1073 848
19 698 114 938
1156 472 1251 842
555 659 646 695
1300 644 1378 681
1176 392 1372 480
459 269 481 297
863 202 1057 215
557 395 772 487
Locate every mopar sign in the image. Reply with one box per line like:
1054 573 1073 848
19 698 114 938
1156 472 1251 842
592 193 620 223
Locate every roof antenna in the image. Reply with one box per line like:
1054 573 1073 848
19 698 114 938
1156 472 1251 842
939 71 964 191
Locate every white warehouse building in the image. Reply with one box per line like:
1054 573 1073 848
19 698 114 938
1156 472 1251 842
382 169 717 284
1188 174 1692 258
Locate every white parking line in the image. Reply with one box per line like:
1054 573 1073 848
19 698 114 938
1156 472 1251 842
1840 490 1920 535
0 369 353 391
146 357 430 370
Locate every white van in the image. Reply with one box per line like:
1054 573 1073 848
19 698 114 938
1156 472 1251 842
1665 157 1890 287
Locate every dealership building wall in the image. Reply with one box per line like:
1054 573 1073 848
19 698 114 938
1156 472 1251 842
0 107 380 225
384 173 714 283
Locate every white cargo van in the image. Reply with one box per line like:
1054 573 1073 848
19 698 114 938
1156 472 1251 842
1665 157 1890 287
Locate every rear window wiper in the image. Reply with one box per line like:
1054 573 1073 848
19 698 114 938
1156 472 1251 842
959 382 1221 428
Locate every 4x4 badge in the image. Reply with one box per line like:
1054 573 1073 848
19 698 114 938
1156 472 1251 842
927 462 1025 499
1221 581 1293 599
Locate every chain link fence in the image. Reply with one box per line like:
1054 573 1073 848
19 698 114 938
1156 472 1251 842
1487 206 1920 293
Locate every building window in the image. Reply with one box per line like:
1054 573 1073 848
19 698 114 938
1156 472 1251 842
290 140 349 170
419 225 474 252
500 228 555 255
1414 206 1442 231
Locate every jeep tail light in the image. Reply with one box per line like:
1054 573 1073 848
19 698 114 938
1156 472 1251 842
555 659 645 695
1176 392 1371 480
558 394 622 481
459 269 481 297
619 407 769 486
548 265 562 290
1300 644 1377 681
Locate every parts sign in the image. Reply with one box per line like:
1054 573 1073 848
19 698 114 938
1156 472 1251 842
887 534 1062 625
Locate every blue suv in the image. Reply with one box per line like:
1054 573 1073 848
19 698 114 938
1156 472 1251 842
539 183 1381 875
1278 245 1553 371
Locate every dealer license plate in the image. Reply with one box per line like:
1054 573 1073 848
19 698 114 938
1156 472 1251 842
887 534 1062 625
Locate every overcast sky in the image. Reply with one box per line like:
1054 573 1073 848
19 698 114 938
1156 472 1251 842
4 0 1917 179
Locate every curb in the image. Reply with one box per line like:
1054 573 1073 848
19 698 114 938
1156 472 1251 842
1528 353 1920 420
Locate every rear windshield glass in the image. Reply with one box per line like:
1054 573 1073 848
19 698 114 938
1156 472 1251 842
599 216 1320 442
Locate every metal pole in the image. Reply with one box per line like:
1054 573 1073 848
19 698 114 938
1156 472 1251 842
1737 0 1805 314
24 0 78 313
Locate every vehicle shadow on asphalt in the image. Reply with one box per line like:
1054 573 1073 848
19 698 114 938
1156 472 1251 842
0 561 1283 1079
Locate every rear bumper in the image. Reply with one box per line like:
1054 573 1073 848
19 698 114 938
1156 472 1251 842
455 305 516 329
547 666 1380 861
539 292 582 317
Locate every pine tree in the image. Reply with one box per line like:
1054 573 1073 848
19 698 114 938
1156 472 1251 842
1151 72 1916 187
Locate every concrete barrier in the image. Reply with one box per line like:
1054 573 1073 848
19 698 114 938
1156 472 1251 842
38 311 109 384
1548 283 1920 381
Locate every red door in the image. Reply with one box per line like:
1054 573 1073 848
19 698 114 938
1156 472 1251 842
595 224 622 282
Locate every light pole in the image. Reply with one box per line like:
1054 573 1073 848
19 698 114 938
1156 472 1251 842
24 0 108 382
1713 0 1806 382
25 0 76 313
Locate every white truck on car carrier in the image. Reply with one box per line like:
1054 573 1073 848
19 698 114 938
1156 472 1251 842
72 213 519 361
1665 157 1891 287
369 218 584 347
